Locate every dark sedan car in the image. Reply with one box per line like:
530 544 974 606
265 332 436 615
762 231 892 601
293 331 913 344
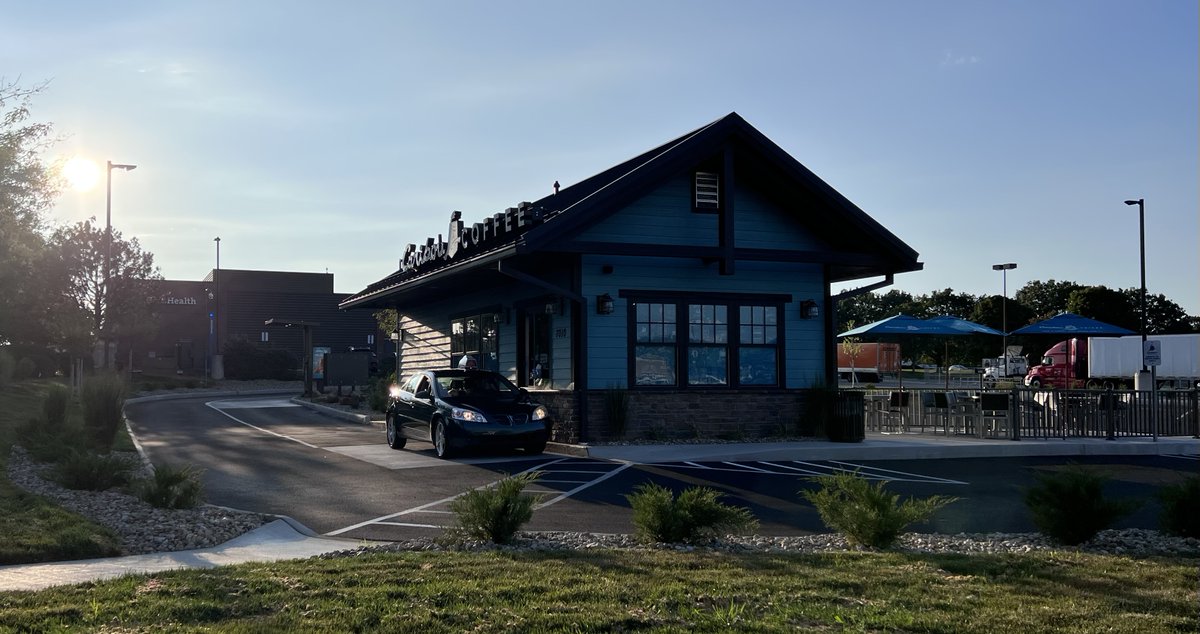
385 369 551 458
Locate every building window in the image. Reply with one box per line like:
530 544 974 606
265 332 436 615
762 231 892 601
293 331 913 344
630 297 782 388
694 171 720 212
687 304 727 385
634 302 677 386
738 305 778 385
451 311 500 371
367 334 375 345
260 331 269 343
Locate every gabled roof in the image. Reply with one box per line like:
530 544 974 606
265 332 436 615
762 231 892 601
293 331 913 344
341 113 921 310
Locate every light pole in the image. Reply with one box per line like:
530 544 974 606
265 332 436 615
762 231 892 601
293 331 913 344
1124 198 1147 371
103 160 136 368
992 263 1017 376
212 237 223 380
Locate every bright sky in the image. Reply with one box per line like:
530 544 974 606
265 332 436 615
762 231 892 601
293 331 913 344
7 1 1197 314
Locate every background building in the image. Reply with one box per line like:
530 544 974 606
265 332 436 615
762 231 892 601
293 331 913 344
133 269 389 378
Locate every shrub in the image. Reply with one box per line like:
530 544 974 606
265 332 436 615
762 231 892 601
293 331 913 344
802 471 958 549
367 374 396 413
18 418 86 463
626 483 758 544
15 357 37 380
42 384 71 429
1024 466 1139 545
54 450 134 491
447 472 542 544
0 348 14 386
1156 475 1200 539
81 372 128 450
136 464 205 509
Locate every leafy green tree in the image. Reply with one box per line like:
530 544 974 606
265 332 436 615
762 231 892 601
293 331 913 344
1120 289 1194 334
49 218 163 358
0 79 61 348
921 288 978 320
1066 286 1137 332
1015 280 1084 321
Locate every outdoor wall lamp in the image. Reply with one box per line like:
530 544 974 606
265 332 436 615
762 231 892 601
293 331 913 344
597 293 615 315
800 299 819 319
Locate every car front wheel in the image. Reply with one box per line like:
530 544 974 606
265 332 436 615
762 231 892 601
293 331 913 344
433 419 454 459
386 414 406 449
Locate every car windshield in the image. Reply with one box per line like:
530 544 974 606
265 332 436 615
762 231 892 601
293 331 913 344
435 372 519 399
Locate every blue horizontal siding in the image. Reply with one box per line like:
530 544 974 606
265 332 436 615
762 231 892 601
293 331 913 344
582 255 825 389
574 175 717 246
735 187 828 250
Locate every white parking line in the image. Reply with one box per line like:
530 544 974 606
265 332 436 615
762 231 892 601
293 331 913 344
757 461 829 476
534 462 634 510
375 521 444 529
324 459 565 536
205 401 319 449
824 460 968 485
722 461 773 473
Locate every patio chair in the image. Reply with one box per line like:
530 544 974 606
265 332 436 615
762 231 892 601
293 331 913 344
979 393 1011 438
880 391 910 433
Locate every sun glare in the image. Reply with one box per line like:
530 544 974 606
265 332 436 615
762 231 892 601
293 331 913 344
63 156 101 192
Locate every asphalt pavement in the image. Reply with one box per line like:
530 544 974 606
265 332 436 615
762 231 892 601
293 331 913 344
2 391 1196 592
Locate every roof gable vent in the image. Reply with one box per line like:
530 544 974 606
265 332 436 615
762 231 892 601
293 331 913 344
694 171 720 210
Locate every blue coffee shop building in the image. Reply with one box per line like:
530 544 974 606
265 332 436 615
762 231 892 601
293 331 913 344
341 113 922 442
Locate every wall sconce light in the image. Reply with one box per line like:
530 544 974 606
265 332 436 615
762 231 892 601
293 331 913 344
597 293 615 315
391 328 403 342
544 299 563 316
800 300 819 319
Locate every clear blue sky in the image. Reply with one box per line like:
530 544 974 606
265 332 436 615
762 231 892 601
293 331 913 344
7 1 1197 314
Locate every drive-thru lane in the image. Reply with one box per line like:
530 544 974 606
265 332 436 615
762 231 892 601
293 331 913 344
126 396 1196 541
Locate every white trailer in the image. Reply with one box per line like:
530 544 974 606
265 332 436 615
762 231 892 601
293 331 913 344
1088 333 1200 388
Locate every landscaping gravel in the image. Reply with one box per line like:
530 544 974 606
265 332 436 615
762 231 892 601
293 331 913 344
6 446 273 555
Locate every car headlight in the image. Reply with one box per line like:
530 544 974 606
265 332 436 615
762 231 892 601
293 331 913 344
451 407 488 423
531 405 548 421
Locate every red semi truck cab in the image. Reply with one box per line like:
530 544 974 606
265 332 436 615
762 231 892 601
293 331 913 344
1024 338 1087 389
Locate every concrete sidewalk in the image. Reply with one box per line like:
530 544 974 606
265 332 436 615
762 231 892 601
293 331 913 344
3 433 1195 593
0 519 364 593
582 432 1200 464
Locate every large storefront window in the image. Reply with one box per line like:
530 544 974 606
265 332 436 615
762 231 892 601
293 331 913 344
634 302 676 386
631 297 781 388
451 311 500 371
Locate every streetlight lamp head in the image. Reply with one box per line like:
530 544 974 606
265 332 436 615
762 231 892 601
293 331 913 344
1124 199 1141 206
110 163 137 172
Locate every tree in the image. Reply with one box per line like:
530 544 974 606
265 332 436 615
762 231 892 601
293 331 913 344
1120 289 1194 334
49 218 163 359
921 288 979 320
1014 280 1084 321
0 79 60 348
1066 286 1137 332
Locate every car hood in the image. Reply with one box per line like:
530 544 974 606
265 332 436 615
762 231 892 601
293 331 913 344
442 396 537 416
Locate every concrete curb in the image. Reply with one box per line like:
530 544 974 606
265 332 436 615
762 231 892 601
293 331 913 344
125 388 300 405
290 398 380 425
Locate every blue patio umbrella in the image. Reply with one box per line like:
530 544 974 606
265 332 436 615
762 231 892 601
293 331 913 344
837 314 965 338
926 316 1005 387
1008 313 1136 336
838 314 975 387
925 315 1005 336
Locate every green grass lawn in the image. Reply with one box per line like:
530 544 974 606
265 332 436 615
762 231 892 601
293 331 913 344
0 379 125 564
1 549 1196 632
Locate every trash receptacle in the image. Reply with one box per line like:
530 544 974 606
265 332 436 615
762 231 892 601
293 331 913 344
828 391 865 443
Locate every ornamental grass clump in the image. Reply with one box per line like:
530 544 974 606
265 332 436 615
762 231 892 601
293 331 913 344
802 471 958 549
136 463 205 509
1156 475 1200 539
54 449 135 491
81 372 128 450
626 483 758 544
447 472 542 544
1024 466 1139 545
42 384 71 429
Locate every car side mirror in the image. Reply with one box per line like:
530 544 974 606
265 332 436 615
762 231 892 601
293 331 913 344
518 387 530 399
415 389 431 400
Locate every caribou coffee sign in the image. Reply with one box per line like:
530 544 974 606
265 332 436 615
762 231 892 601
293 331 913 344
399 203 541 273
